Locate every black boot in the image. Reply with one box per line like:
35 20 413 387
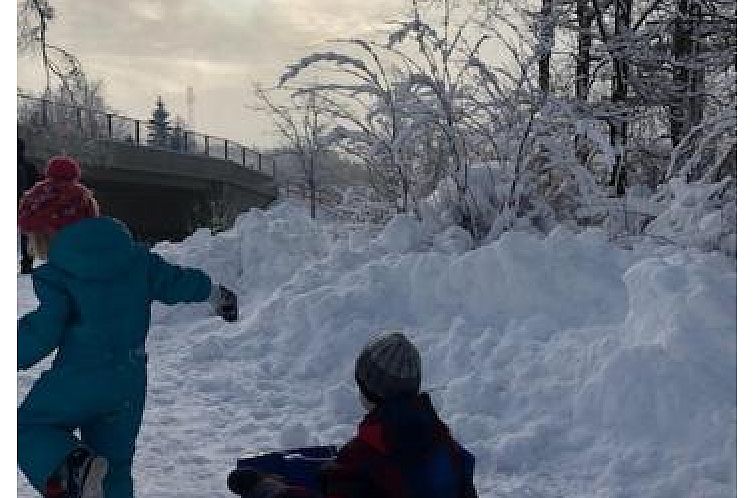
44 448 109 498
20 234 33 274
20 256 33 274
67 448 109 498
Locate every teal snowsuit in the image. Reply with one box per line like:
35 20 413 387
18 217 212 497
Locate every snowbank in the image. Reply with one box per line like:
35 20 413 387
18 202 736 497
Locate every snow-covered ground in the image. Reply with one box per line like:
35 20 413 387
18 202 736 497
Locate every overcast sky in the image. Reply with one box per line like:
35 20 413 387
17 0 410 147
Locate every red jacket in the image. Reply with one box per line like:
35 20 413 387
287 393 477 498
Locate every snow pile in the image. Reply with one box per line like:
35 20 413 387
18 202 736 497
154 204 331 301
575 252 736 496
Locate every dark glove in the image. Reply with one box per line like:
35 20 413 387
211 284 238 322
228 468 263 495
228 468 289 498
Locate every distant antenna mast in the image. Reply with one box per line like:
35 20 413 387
186 86 195 128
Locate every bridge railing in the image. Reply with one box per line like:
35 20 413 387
17 93 275 177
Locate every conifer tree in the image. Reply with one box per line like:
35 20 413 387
147 96 171 147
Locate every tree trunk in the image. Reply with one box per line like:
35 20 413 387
538 0 554 94
305 88 318 219
309 155 316 219
402 175 409 213
609 0 631 197
688 1 704 131
670 0 704 148
575 0 592 166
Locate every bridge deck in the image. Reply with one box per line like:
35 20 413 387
19 125 278 242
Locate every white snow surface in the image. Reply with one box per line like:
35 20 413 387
18 202 736 497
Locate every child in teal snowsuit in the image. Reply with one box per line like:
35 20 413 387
17 156 238 497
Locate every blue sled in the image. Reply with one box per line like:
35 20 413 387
236 445 339 491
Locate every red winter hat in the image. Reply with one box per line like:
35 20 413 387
18 156 100 235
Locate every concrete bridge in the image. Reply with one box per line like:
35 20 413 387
18 95 278 242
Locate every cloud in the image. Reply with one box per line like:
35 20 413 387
17 0 408 145
129 1 165 22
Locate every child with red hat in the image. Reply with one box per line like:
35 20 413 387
18 156 239 498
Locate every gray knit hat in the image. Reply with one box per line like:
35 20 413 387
355 331 422 402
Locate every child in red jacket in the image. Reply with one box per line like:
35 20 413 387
229 331 478 498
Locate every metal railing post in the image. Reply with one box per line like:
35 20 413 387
135 120 140 145
224 140 228 160
272 157 276 181
41 99 48 127
76 107 83 131
89 109 97 138
107 114 113 139
258 153 262 172
184 131 189 153
242 147 246 167
205 135 209 155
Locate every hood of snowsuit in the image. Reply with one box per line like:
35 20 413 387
48 217 140 281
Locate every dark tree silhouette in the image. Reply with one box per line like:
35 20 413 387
147 96 171 147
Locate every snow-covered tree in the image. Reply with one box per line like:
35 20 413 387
147 96 171 148
278 38 430 213
253 84 328 219
18 0 84 99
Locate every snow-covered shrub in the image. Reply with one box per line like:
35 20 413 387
264 0 736 260
633 107 737 256
666 109 736 184
645 178 736 256
319 185 398 225
414 164 555 245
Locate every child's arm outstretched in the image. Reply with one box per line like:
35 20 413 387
146 252 238 321
18 273 70 370
146 252 212 305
